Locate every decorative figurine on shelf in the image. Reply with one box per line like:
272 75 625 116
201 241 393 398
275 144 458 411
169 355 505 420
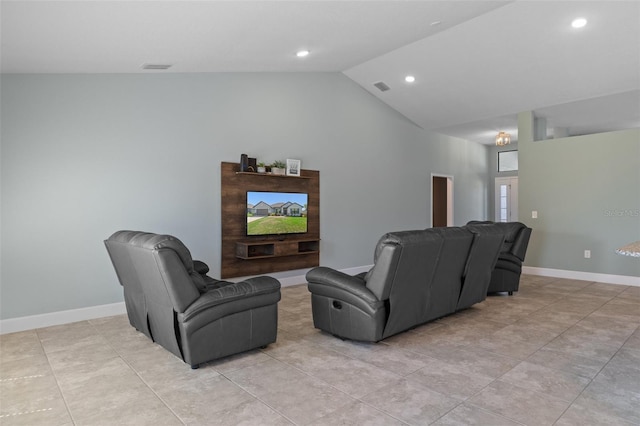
248 157 257 172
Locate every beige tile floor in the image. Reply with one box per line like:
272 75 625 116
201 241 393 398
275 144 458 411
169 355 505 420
1 275 639 425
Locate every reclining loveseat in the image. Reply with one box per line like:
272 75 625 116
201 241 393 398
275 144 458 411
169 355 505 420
467 221 532 295
306 225 505 342
105 230 281 368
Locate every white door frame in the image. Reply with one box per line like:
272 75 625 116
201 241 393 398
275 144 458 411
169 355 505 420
495 176 518 222
431 174 454 227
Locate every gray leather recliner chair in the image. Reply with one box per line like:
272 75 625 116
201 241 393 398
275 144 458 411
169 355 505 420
104 230 281 368
306 225 504 342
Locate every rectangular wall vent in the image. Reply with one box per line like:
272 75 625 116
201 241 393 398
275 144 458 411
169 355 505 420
373 81 390 92
142 64 173 70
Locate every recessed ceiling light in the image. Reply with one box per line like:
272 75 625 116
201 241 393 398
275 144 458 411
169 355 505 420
430 21 442 26
296 50 310 58
405 75 416 83
571 18 587 28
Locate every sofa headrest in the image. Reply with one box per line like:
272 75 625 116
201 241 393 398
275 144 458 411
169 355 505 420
107 230 195 272
377 229 436 246
466 221 529 243
498 222 528 243
373 229 442 259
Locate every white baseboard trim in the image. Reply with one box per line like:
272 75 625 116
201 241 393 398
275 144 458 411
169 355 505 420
0 302 127 335
523 266 640 287
11 264 631 335
236 265 374 288
0 265 375 335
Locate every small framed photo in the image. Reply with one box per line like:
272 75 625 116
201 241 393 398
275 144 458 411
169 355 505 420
286 159 301 177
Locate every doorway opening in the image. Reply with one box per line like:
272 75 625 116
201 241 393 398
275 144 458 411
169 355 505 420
431 174 453 227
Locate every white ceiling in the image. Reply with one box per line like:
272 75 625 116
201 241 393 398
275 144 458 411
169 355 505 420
2 0 639 145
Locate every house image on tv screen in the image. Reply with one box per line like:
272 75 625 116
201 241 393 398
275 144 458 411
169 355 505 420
247 201 305 217
246 192 308 235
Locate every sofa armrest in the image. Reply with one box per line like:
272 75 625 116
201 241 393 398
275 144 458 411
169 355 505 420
181 276 281 322
306 267 382 315
193 260 210 275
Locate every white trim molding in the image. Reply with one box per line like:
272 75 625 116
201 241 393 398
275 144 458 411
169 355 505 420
233 265 374 288
0 302 127 335
0 265 375 335
523 266 640 287
4 264 634 335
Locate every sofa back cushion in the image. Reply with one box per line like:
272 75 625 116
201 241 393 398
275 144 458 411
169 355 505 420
107 232 201 305
467 221 531 261
106 231 202 309
364 239 402 301
510 226 531 261
458 224 505 309
104 234 151 338
369 230 444 339
426 227 474 321
498 222 524 251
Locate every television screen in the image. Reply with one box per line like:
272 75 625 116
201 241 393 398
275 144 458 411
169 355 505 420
246 191 308 236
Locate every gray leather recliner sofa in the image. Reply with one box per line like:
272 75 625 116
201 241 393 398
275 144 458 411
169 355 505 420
467 221 532 295
104 230 281 368
306 225 505 342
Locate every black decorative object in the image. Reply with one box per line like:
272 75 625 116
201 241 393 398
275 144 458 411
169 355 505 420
240 154 249 172
248 157 257 172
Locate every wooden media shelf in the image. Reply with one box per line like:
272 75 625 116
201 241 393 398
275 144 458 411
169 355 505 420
220 162 320 278
236 239 320 260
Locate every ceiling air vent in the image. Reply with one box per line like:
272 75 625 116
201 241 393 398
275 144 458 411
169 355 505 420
373 81 390 92
141 64 173 70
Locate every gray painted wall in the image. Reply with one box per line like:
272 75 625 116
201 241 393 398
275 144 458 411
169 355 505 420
1 73 490 319
518 114 639 278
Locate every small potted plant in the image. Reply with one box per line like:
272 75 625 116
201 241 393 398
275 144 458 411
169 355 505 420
257 162 266 173
271 160 286 175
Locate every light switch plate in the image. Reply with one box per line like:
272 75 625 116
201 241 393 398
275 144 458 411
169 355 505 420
532 210 538 219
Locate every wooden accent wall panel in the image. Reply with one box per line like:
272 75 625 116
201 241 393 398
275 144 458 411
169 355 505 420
220 162 320 278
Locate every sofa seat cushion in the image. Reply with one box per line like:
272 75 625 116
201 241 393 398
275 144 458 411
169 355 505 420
203 276 230 291
179 277 281 323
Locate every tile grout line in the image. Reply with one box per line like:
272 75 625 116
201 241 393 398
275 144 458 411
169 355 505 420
218 356 346 426
104 338 188 425
36 326 77 425
256 343 411 425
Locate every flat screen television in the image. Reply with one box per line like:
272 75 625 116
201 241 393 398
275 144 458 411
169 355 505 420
246 191 308 236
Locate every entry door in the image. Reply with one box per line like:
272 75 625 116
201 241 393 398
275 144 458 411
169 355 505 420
495 177 518 222
432 175 453 227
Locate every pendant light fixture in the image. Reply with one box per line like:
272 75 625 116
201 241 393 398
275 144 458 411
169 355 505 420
495 131 511 146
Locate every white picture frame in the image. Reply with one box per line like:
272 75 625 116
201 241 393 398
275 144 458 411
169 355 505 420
286 159 301 176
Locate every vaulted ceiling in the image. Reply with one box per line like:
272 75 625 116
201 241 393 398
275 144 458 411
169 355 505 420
2 1 639 145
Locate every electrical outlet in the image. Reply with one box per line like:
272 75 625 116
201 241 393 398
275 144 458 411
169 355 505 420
584 250 591 259
532 210 538 219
